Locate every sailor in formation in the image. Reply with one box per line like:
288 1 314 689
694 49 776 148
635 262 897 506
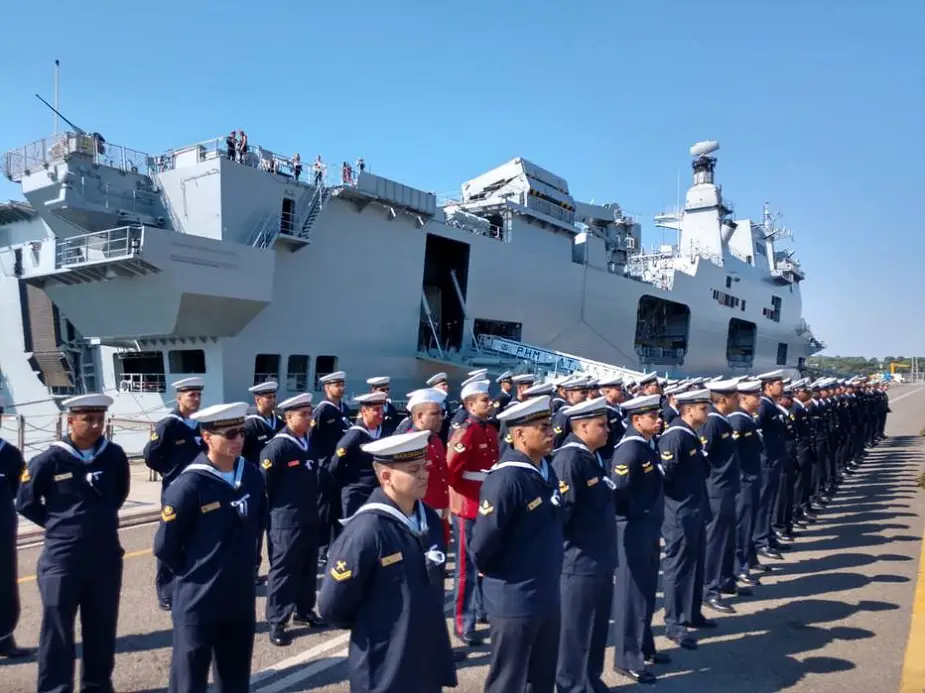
405 388 453 546
752 371 788 561
610 394 665 684
310 371 352 558
550 396 617 693
423 372 454 442
445 378 497 647
259 393 325 647
143 377 205 611
242 380 285 585
318 430 457 693
730 378 766 582
471 395 564 693
365 376 400 436
17 394 131 693
550 376 592 449
154 402 265 693
491 371 514 411
331 391 386 517
0 397 28 660
450 369 489 429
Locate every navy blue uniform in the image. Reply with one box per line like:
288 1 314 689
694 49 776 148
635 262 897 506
0 439 25 650
471 451 564 693
330 425 380 518
658 420 707 636
790 400 815 519
551 408 573 449
551 437 618 693
144 410 204 606
356 401 401 438
728 411 763 575
310 400 352 552
154 454 265 693
610 429 664 673
318 489 457 693
753 395 786 551
660 403 679 428
260 430 320 627
699 411 740 600
17 438 130 693
243 412 284 578
599 403 625 462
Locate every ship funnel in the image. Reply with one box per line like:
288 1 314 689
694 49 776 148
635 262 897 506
690 140 719 158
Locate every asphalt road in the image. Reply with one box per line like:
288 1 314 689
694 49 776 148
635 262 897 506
5 385 925 693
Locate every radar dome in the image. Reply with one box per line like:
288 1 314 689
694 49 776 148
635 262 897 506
690 141 719 157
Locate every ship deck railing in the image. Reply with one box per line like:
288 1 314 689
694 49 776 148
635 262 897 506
54 225 145 269
2 132 150 183
151 135 309 181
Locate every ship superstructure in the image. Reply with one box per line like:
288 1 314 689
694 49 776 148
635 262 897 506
0 131 823 455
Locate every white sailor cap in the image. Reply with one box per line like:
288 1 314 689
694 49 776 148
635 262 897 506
172 377 204 392
192 402 248 429
511 373 536 385
248 381 279 395
657 377 668 386
561 396 608 421
320 371 346 385
496 370 513 383
467 368 488 378
425 372 448 387
354 391 388 406
675 389 711 405
63 393 114 412
361 429 431 464
621 394 662 415
663 386 682 397
624 379 637 389
706 378 740 395
495 396 552 426
737 379 762 393
636 372 659 386
523 382 555 397
757 370 785 382
561 375 591 390
460 374 485 389
407 387 447 410
461 379 490 400
782 384 794 395
792 378 811 390
597 375 623 388
367 376 390 387
278 393 313 411
782 377 793 386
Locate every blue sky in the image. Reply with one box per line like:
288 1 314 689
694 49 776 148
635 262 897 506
1 0 921 357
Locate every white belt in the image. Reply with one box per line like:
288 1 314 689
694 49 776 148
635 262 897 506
461 471 488 481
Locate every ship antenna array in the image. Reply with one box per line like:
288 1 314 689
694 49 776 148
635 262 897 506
760 201 793 242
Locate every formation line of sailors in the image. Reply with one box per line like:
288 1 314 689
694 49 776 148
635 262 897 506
0 365 890 692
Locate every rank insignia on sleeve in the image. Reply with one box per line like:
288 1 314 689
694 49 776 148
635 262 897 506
558 480 570 494
688 448 697 456
504 434 513 444
200 501 220 514
554 426 563 435
330 560 353 582
261 459 273 470
587 477 599 487
700 436 708 445
161 505 176 522
479 499 495 515
336 448 347 458
287 460 301 467
149 431 159 442
642 462 653 474
492 401 500 408
613 464 629 476
721 432 730 439
20 468 31 483
731 432 740 439
454 443 466 453
660 451 674 461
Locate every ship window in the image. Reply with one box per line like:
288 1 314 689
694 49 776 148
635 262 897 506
725 276 732 289
254 354 280 385
741 300 746 311
168 349 206 374
286 355 310 392
314 356 338 389
281 197 295 236
776 342 788 366
115 351 166 393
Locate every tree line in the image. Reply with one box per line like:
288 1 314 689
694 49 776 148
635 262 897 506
806 356 922 376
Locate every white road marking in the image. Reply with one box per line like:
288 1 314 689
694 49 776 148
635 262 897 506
889 386 925 405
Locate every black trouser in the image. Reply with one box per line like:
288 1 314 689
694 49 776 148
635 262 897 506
612 518 660 672
265 524 318 626
557 571 613 693
774 453 798 534
661 510 704 637
169 613 255 693
37 553 122 693
0 509 19 645
484 611 560 693
703 491 736 600
792 445 814 515
734 475 760 575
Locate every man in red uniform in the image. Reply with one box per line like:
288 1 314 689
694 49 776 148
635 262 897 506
446 379 498 647
407 388 452 544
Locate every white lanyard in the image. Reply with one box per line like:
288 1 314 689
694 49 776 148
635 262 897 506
184 457 246 489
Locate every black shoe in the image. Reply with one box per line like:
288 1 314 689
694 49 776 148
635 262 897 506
292 612 326 628
645 652 671 664
458 631 486 646
736 573 760 587
773 530 794 543
158 600 172 612
687 616 717 629
668 633 698 650
734 586 753 597
269 626 291 647
758 547 784 560
0 637 30 659
705 597 736 614
793 517 809 528
452 649 469 662
615 667 656 684
477 614 490 625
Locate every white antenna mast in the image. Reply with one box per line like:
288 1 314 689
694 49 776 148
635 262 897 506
53 59 60 134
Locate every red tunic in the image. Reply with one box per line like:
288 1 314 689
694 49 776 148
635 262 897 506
445 418 499 520
423 432 451 544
